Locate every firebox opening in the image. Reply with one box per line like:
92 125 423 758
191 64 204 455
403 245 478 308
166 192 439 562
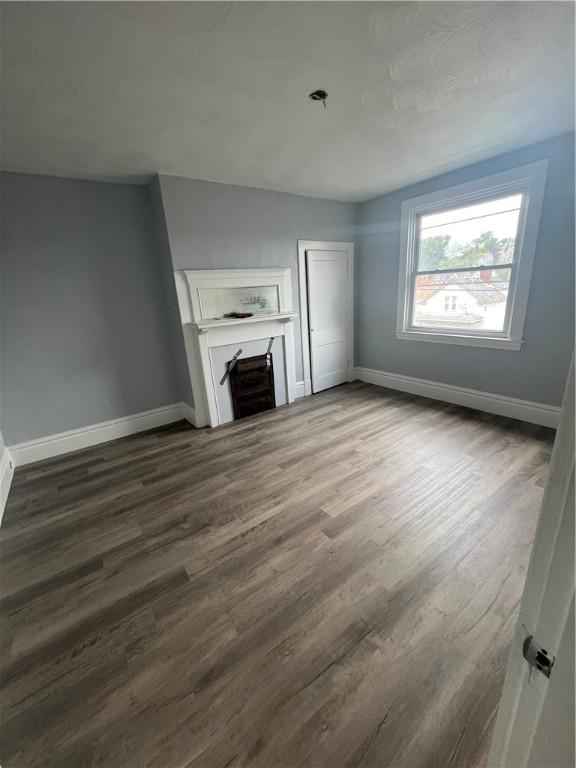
228 353 276 420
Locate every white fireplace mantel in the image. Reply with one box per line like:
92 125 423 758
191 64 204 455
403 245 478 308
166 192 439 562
174 268 298 428
193 311 297 332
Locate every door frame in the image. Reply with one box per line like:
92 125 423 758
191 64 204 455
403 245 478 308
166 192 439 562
297 240 355 396
488 357 574 766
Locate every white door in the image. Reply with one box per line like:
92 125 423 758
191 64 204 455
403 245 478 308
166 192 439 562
306 249 351 393
488 358 575 768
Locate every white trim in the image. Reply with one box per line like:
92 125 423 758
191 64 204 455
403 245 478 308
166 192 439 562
180 402 197 427
396 160 548 349
354 366 560 428
295 379 310 399
1 445 15 524
193 312 297 331
8 403 189 467
488 358 574 767
297 240 355 393
395 330 523 351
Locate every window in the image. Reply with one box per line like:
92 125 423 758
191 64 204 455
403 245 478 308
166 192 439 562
396 161 548 350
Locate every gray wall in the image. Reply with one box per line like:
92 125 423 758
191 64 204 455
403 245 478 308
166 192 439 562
148 177 195 407
1 135 572 447
357 133 575 407
1 172 180 445
0 431 7 472
157 174 357 382
0 200 5 463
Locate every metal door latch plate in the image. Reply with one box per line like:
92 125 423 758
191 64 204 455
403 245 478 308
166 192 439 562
523 635 555 678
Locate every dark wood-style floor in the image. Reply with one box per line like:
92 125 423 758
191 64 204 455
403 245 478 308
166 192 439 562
0 383 554 768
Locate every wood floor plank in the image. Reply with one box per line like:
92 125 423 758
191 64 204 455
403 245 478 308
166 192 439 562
0 383 554 767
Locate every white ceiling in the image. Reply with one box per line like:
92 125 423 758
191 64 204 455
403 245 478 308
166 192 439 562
1 1 573 202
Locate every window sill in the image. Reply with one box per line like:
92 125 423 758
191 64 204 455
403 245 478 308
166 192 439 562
395 330 523 351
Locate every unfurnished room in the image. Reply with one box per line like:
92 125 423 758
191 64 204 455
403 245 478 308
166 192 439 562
0 2 574 767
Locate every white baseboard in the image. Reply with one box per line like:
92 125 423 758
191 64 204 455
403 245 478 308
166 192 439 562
180 402 197 427
295 379 312 398
1 446 15 524
9 403 190 467
354 366 560 428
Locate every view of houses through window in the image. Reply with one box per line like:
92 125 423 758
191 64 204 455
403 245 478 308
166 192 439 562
413 194 522 332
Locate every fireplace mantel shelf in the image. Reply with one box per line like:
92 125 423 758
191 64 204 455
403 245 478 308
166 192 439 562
193 312 298 332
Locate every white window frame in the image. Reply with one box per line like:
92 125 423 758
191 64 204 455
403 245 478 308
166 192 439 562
396 160 548 351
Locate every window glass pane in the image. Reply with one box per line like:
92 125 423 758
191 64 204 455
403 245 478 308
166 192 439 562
412 269 511 332
418 195 522 271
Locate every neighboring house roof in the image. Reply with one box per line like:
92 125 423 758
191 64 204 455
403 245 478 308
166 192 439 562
415 275 444 303
454 281 507 304
416 277 507 305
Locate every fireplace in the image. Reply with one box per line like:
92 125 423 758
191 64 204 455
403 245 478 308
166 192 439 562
229 353 276 420
173 268 298 428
